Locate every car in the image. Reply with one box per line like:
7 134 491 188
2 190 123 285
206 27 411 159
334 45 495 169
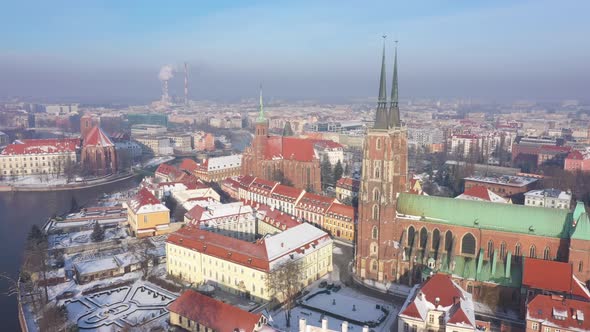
332 285 342 292
326 283 334 290
319 281 328 288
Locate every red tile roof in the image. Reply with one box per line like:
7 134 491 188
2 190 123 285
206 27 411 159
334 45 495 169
264 136 327 162
326 203 354 221
179 158 199 172
567 150 585 160
461 185 494 201
255 204 301 230
419 274 463 308
336 177 360 190
168 289 263 332
296 192 335 214
1 138 79 155
271 184 303 201
128 188 162 213
237 175 256 189
166 226 270 271
155 163 181 178
527 294 590 331
250 178 278 196
83 126 114 147
523 258 590 300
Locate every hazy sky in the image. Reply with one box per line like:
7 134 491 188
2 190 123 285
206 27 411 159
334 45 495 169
1 0 589 103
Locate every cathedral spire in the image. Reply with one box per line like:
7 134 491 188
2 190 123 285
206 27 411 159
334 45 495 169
374 35 389 130
256 84 266 123
388 40 400 128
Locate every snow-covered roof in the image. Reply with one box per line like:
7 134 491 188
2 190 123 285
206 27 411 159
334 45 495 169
128 188 169 214
525 188 572 200
264 223 330 261
74 257 120 275
204 154 242 171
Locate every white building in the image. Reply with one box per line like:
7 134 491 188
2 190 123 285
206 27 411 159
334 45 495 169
408 127 444 148
0 138 78 177
45 104 79 116
314 141 344 166
398 274 478 332
525 188 572 210
184 201 256 241
169 134 193 152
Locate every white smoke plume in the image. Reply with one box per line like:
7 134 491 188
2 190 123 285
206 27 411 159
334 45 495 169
158 65 175 81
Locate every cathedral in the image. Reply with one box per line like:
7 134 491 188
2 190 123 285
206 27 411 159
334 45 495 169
241 90 322 192
81 125 117 176
355 40 590 302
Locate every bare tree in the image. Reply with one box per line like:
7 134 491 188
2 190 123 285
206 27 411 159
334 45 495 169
22 225 50 303
130 239 157 279
37 303 68 332
265 260 304 327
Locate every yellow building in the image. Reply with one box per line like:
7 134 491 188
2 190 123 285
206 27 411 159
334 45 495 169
127 188 171 238
323 203 355 241
166 222 333 302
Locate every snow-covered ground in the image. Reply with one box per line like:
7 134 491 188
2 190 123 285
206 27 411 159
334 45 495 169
61 278 177 331
0 175 69 185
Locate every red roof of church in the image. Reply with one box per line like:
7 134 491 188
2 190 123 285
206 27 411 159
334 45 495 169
166 226 270 271
168 289 263 332
264 136 319 162
83 126 114 147
527 294 590 331
179 158 199 172
1 138 79 155
523 258 590 300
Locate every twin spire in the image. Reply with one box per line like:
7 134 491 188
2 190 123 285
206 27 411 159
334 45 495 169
374 36 400 129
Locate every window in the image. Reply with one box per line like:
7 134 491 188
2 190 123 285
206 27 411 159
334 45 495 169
373 188 380 202
432 229 440 250
530 245 536 258
445 231 453 252
374 167 380 179
487 240 494 259
419 227 428 249
372 226 378 239
411 325 417 332
531 322 538 331
461 233 476 255
428 314 434 324
371 260 378 272
403 323 409 332
376 138 382 150
543 327 550 332
372 205 379 220
500 242 506 260
143 215 148 224
408 226 415 246
544 247 551 260
580 261 584 273
515 243 521 257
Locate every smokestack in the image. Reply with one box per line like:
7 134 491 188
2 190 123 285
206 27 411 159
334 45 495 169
184 62 189 106
158 64 175 104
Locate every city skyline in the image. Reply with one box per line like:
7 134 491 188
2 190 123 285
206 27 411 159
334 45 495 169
1 0 589 103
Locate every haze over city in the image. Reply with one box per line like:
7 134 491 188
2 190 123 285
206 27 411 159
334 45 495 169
2 0 589 103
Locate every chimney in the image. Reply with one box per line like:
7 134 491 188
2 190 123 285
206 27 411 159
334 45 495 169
281 242 284 248
362 326 369 332
453 296 460 305
321 318 328 332
435 297 440 306
342 321 349 332
299 318 307 332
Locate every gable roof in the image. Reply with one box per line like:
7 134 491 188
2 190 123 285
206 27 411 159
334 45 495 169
168 289 263 332
1 138 79 155
296 192 336 214
456 185 509 203
155 163 181 178
396 193 575 238
179 158 199 172
527 294 590 331
128 188 169 214
326 203 354 221
83 126 114 147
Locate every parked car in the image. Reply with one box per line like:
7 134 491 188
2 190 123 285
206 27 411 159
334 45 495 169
319 281 328 288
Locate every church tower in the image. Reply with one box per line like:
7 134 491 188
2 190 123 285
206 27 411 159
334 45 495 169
355 39 408 282
254 85 268 156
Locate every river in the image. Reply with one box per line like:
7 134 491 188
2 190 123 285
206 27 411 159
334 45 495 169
0 177 140 331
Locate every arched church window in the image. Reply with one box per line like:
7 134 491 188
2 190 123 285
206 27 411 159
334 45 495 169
461 233 476 255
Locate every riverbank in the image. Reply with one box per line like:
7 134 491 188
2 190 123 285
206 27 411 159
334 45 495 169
0 172 136 192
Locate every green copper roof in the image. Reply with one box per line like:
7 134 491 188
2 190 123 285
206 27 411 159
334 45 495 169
571 202 590 240
397 193 577 239
388 41 400 128
256 85 266 123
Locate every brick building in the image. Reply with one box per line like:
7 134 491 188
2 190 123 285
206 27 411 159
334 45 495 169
354 42 590 306
525 294 590 332
81 126 118 176
241 88 322 192
193 154 242 182
463 175 538 201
